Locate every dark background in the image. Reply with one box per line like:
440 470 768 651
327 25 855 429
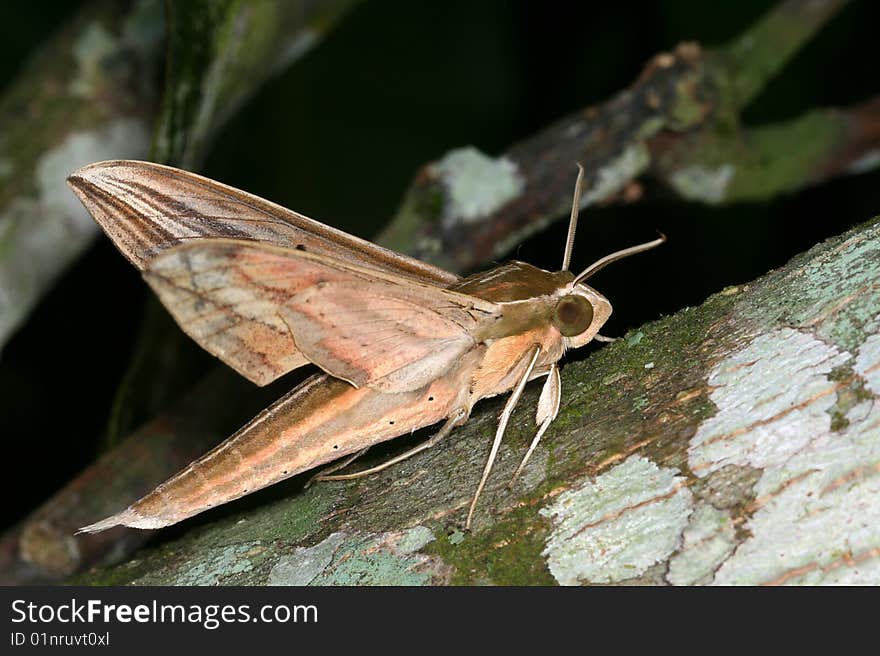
2 0 879 530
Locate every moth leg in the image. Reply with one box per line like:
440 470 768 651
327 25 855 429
509 363 561 488
315 407 469 482
466 344 542 530
594 334 618 343
305 446 371 488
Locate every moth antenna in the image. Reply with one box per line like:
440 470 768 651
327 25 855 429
561 163 586 272
573 233 666 285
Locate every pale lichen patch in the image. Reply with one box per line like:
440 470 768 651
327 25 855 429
0 119 150 346
669 164 736 204
666 504 737 585
268 532 346 586
70 21 119 98
757 221 880 351
582 143 650 205
687 327 880 585
689 328 850 476
431 147 524 226
393 525 435 554
714 400 880 584
854 331 880 395
134 541 261 586
626 331 644 346
540 455 693 584
303 526 442 586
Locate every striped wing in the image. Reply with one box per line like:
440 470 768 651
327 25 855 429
145 240 499 392
68 160 460 386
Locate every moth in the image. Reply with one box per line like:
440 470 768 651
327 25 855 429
69 160 663 533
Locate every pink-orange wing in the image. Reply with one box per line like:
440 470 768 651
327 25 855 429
145 240 500 392
68 160 460 386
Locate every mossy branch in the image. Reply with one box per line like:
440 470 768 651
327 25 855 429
720 0 849 110
0 0 358 353
0 0 162 352
378 0 872 273
71 215 880 585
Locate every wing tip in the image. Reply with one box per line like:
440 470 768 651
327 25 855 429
67 159 150 186
77 509 171 534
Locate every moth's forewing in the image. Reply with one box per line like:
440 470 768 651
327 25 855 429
145 242 311 386
147 239 501 392
80 360 480 531
67 160 458 285
67 160 465 386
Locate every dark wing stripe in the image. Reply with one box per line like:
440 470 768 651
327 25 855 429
68 160 459 286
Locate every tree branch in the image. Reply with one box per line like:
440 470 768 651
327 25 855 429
71 214 880 585
720 0 849 110
377 1 869 273
649 95 880 203
0 0 358 352
0 369 279 584
0 0 162 351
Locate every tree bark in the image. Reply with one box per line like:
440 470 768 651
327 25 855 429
74 215 880 585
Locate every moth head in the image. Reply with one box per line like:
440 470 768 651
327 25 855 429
554 163 665 349
553 282 612 349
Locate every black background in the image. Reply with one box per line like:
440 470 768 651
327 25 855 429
2 0 879 532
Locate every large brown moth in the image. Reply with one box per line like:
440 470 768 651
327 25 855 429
68 160 664 532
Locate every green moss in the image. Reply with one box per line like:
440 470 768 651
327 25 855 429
426 504 555 586
829 411 848 432
826 363 874 433
667 72 708 130
741 217 880 352
200 487 333 549
635 116 666 140
726 111 847 202
720 1 842 111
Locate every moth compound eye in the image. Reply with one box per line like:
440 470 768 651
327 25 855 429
553 295 594 337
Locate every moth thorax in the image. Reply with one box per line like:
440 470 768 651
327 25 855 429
552 294 594 337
